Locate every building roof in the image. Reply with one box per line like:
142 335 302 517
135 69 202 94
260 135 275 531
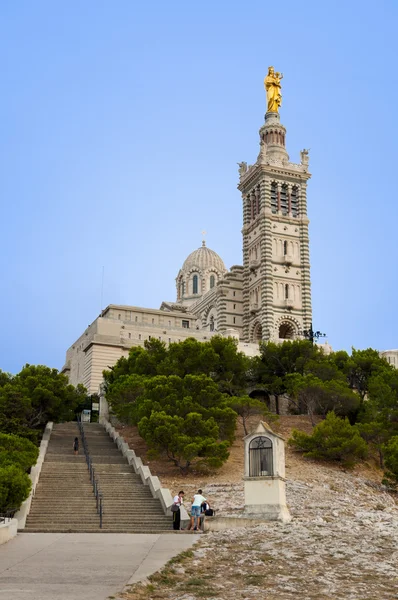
181 241 226 273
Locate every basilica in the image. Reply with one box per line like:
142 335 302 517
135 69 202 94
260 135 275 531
62 73 327 395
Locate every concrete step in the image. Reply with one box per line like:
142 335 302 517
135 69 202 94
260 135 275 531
87 457 127 464
23 528 176 533
33 485 94 490
27 421 169 534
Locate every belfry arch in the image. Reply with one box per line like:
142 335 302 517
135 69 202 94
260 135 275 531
278 321 295 339
251 322 263 343
275 316 300 340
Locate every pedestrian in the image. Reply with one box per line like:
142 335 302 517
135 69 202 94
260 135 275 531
189 489 208 532
172 490 184 531
73 437 79 455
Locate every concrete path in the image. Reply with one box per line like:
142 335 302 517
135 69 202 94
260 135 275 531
0 533 197 600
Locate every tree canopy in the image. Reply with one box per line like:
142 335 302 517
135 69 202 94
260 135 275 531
104 336 249 396
0 364 88 442
104 336 398 478
0 433 40 512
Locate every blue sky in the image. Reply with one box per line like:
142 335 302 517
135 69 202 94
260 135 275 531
1 0 397 374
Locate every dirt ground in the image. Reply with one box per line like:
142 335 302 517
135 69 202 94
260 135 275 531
115 416 398 600
115 415 383 492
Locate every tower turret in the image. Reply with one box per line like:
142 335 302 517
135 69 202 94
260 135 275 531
238 69 312 343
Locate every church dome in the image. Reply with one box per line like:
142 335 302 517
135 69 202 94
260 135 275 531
182 241 226 273
176 241 227 307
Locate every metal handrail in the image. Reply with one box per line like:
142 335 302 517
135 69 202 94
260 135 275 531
77 417 103 528
0 508 18 524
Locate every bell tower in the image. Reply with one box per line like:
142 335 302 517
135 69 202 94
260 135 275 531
238 69 312 343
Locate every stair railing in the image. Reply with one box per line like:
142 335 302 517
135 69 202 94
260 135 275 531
77 417 103 529
0 508 18 524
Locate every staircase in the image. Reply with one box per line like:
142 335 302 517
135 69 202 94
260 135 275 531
83 423 172 533
24 422 172 533
24 422 99 532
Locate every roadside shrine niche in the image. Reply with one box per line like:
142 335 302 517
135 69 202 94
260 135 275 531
243 421 291 522
249 436 274 477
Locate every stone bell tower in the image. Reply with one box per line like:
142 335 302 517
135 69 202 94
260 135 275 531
238 70 312 343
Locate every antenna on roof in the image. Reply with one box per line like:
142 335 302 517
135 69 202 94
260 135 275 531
100 266 104 314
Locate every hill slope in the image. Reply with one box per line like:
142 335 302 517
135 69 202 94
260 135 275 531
117 416 398 600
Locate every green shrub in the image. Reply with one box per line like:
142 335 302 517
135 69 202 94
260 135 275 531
0 433 39 471
289 411 368 467
0 464 31 512
382 436 398 488
138 410 230 475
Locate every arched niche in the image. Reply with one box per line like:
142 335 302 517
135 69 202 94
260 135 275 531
249 436 273 477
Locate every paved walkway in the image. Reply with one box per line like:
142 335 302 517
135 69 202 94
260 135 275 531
0 533 197 600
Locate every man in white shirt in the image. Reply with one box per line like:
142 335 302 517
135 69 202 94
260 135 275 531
189 489 208 532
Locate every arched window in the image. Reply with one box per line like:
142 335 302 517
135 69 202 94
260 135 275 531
279 322 295 339
249 436 273 476
247 196 252 221
280 185 288 215
209 315 215 332
283 240 287 256
210 275 215 289
270 183 277 214
291 186 299 217
193 274 198 294
252 322 262 343
285 284 289 299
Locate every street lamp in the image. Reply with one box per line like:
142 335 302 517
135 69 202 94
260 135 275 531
299 323 326 345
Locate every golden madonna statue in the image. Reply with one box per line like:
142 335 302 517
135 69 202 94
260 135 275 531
264 66 283 113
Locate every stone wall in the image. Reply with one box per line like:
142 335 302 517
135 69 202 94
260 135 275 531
0 519 18 545
15 421 54 529
102 420 190 527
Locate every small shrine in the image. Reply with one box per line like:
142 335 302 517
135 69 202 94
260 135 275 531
243 421 291 523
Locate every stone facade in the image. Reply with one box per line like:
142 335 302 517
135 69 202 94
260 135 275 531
62 304 220 394
239 111 312 343
62 83 319 394
379 349 398 368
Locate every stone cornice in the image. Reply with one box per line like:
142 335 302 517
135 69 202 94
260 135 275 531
238 163 311 191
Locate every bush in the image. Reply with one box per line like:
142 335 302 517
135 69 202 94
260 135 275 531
289 411 368 467
0 433 39 471
138 411 230 475
0 464 31 512
382 436 398 488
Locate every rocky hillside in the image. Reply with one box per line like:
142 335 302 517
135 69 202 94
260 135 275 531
117 417 398 599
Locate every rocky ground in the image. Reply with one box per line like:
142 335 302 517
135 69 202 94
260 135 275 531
116 417 398 600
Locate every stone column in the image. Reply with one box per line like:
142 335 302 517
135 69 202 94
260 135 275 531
287 183 292 217
276 182 281 213
242 194 251 341
260 177 274 341
298 183 312 330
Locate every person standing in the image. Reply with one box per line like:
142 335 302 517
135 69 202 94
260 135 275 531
172 490 184 531
190 489 207 532
73 437 79 455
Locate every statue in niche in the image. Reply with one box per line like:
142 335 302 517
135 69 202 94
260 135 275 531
300 149 310 166
264 67 283 113
238 161 248 177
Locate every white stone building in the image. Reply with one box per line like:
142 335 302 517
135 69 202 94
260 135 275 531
379 349 398 368
62 83 320 394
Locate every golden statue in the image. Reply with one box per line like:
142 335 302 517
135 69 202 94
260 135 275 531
264 66 283 113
